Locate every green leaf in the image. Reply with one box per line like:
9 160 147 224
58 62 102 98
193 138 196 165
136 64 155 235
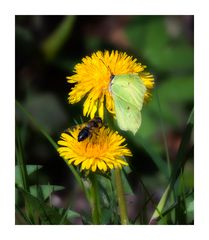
15 165 43 187
186 198 194 224
139 108 159 138
143 77 194 129
145 45 194 72
100 208 114 224
16 185 68 224
185 192 194 224
98 175 113 205
16 100 86 199
65 209 80 219
125 16 163 52
144 18 169 52
59 207 81 224
142 18 193 71
29 185 65 200
126 16 193 72
157 76 194 104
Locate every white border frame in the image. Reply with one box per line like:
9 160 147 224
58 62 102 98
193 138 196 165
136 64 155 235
1 0 208 239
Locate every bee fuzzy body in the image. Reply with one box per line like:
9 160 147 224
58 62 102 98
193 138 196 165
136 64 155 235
78 127 91 142
77 117 103 142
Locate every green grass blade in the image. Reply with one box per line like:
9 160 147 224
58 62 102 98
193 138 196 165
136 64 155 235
42 16 76 61
16 100 89 202
16 128 37 223
15 204 33 224
170 108 194 186
149 107 194 224
59 208 81 224
15 165 43 188
15 127 30 192
149 184 170 224
29 185 64 200
16 185 67 224
151 190 193 222
155 88 171 176
133 176 163 224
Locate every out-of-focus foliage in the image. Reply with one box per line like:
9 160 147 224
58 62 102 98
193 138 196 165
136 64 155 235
15 15 193 224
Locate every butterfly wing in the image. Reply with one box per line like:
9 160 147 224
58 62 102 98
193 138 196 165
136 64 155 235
112 94 142 134
111 74 146 110
111 74 146 134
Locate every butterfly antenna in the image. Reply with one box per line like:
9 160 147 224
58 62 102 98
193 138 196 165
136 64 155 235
99 58 114 78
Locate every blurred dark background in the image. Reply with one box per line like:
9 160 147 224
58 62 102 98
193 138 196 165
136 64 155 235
15 15 194 224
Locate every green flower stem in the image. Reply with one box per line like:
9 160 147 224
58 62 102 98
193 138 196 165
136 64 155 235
90 174 100 224
115 168 129 224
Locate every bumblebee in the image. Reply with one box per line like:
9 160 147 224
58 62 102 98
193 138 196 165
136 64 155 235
78 117 103 142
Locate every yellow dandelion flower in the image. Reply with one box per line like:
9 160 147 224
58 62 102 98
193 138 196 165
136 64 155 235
57 125 132 172
67 50 154 119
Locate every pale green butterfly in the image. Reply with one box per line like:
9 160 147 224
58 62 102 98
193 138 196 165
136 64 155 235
110 73 146 135
101 60 146 134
